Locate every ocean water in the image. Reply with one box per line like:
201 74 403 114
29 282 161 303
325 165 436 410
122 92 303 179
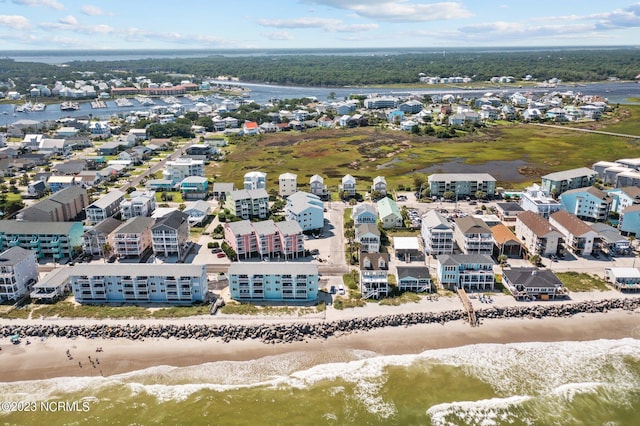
2 338 640 425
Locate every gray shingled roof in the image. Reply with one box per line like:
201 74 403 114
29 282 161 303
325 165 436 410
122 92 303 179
503 267 563 288
152 210 188 231
87 190 125 209
89 217 122 235
396 265 430 280
113 216 155 234
0 246 33 265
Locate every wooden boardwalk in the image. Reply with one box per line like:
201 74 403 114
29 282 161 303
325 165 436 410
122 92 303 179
457 288 477 327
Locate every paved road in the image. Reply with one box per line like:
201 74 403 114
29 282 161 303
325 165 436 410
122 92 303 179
533 123 640 139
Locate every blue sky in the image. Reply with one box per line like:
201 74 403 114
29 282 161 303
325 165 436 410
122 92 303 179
1 0 640 50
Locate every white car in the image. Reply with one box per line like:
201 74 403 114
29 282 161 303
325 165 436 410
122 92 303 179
337 284 345 295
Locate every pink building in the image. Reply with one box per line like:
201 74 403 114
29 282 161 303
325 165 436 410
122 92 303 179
224 220 304 260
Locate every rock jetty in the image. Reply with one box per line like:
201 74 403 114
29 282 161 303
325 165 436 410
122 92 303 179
1 299 638 344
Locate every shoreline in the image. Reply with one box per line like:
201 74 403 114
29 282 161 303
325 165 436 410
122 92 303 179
1 307 639 383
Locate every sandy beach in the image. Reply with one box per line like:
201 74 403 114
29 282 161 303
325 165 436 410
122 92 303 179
2 308 639 383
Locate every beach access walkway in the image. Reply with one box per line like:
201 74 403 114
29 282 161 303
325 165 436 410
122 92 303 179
457 288 477 327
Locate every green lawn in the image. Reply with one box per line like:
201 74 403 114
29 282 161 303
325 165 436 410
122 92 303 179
556 272 611 292
207 105 640 190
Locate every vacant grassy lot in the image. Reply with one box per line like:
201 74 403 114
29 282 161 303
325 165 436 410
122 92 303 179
556 272 611 292
209 105 640 190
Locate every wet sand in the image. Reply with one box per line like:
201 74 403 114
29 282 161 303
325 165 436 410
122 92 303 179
2 309 639 383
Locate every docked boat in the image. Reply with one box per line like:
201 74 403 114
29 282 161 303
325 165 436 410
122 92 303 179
115 98 134 107
15 102 33 113
31 102 46 111
60 101 80 111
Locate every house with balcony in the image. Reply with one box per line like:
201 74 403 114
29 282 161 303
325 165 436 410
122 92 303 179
377 197 403 229
31 267 71 303
590 222 631 255
502 268 567 300
151 210 189 258
436 254 495 291
212 182 235 202
279 173 298 198
515 211 563 256
70 263 207 304
421 210 454 255
396 266 432 293
225 189 269 220
453 216 494 255
495 202 525 223
371 176 387 196
0 246 38 303
355 223 380 253
19 186 88 222
110 216 155 259
82 217 121 256
549 210 598 256
243 171 267 190
340 174 356 198
359 252 390 299
285 191 324 231
180 176 209 200
604 267 640 292
428 173 496 198
608 186 640 214
120 190 156 219
352 203 378 225
0 221 84 261
491 223 525 258
276 220 305 260
310 175 328 199
84 189 125 225
560 186 611 222
541 167 598 196
228 262 318 302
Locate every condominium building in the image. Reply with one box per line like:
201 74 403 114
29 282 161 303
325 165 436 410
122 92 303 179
421 210 454 255
453 216 494 255
18 186 88 222
285 191 324 231
427 173 496 198
515 211 563 256
0 221 84 260
224 219 304 260
70 263 207 304
82 217 122 256
85 189 125 224
151 210 190 257
228 262 318 302
0 246 38 303
549 210 598 256
225 189 269 220
163 157 204 183
110 216 155 258
541 167 597 195
560 186 611 221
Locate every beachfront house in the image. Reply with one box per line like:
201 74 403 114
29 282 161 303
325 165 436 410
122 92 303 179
359 252 390 299
502 267 567 300
436 254 495 291
396 266 432 293
604 267 640 293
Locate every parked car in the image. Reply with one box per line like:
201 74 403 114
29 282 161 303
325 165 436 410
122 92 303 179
329 285 336 294
216 252 226 258
211 248 222 254
337 284 345 295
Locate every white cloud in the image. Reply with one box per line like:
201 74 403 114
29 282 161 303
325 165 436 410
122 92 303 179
58 15 77 25
303 0 472 22
257 17 377 32
264 31 295 41
0 14 30 29
12 0 64 10
81 5 112 17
